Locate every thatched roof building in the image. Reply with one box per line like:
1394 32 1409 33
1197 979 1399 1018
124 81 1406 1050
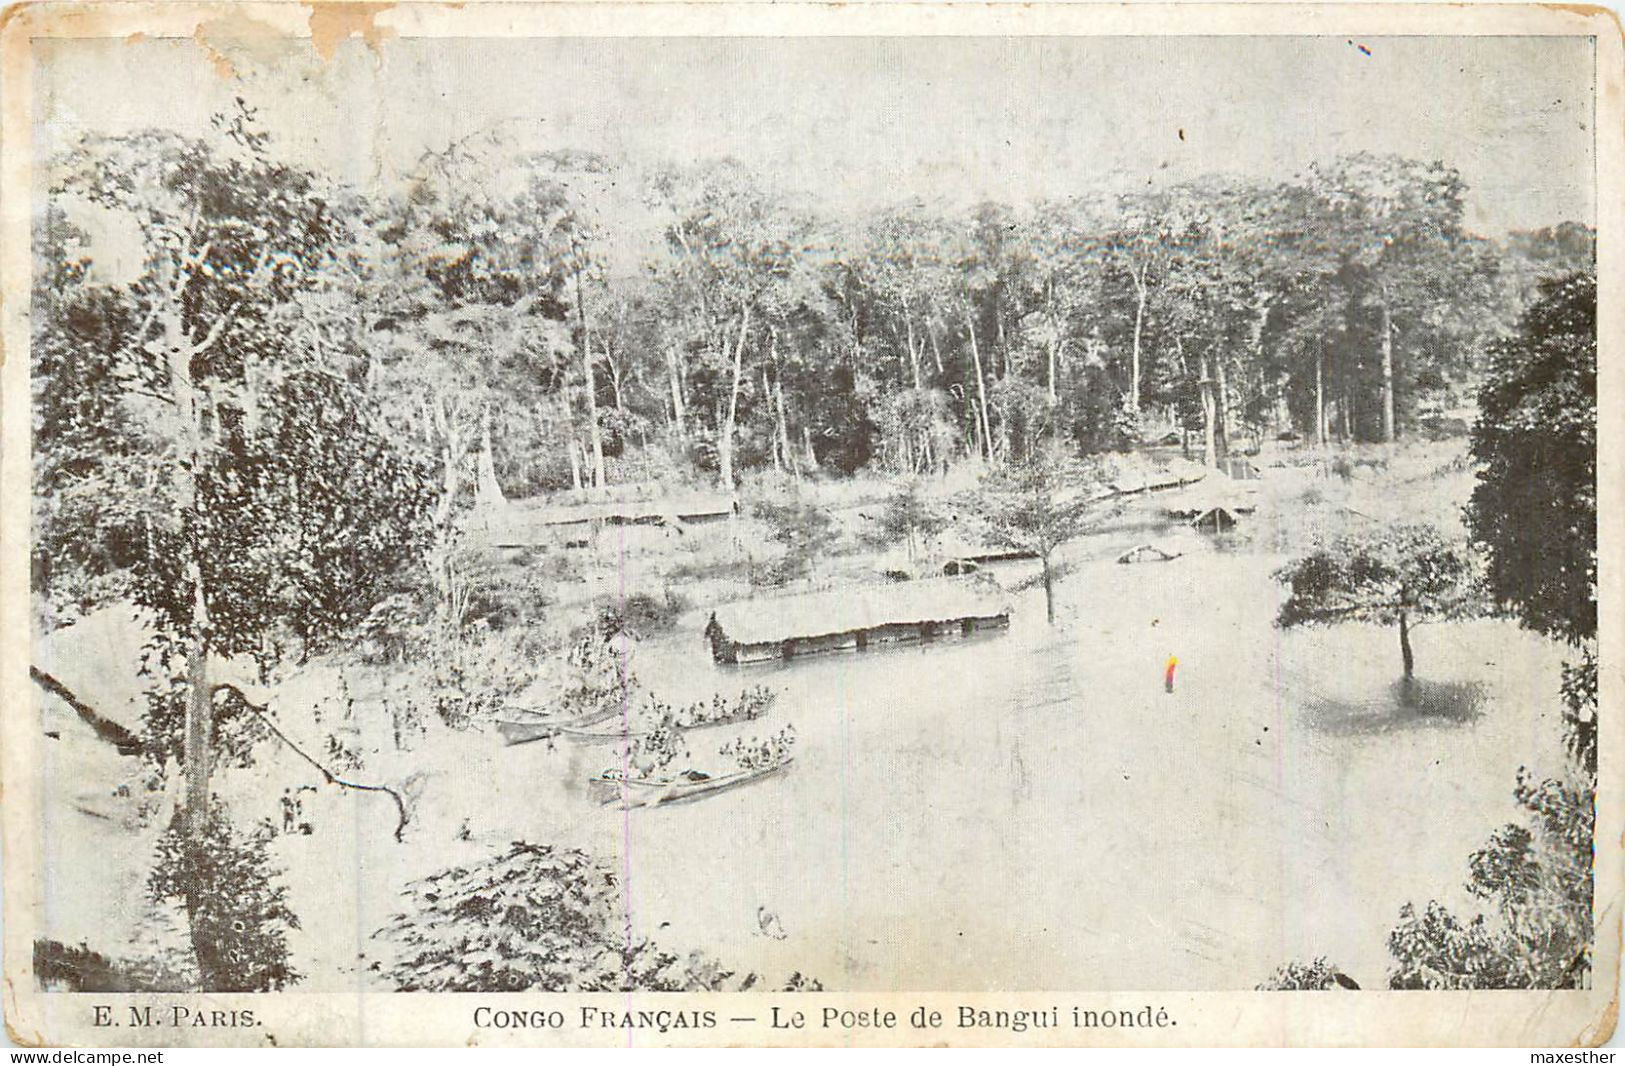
1186 506 1242 534
706 576 1012 664
933 528 1038 565
521 492 736 528
471 491 736 548
1158 466 1259 529
1107 453 1211 496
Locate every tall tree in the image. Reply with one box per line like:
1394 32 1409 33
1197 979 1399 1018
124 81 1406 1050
49 108 336 829
649 160 804 490
1301 153 1497 442
42 106 435 984
964 449 1115 623
1466 272 1597 647
1274 524 1486 680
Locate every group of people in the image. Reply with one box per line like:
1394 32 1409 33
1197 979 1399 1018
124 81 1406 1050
607 721 798 782
639 684 778 732
719 725 797 772
622 725 688 779
278 785 317 835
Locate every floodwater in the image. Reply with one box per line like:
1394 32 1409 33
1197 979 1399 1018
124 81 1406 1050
34 546 1570 993
525 551 1568 991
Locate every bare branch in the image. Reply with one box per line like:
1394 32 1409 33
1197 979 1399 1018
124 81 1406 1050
29 666 142 755
213 682 411 843
186 303 238 357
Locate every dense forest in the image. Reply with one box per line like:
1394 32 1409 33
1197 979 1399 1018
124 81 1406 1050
36 103 1594 525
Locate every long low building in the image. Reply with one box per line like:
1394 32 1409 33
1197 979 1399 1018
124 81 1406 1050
518 492 737 528
471 492 737 549
705 576 1013 665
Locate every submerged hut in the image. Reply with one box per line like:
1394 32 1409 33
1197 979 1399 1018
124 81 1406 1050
1116 543 1183 564
933 528 1038 565
705 576 1012 665
1159 467 1257 535
1188 506 1242 534
1107 453 1210 496
476 492 736 549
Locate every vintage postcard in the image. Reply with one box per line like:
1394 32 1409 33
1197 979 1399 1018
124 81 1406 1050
1 0 1619 1049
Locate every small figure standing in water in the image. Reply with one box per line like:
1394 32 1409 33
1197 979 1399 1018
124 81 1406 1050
295 785 316 835
280 789 296 834
1165 654 1178 694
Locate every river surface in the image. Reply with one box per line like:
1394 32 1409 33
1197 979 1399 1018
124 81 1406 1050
35 545 1568 993
494 551 1567 990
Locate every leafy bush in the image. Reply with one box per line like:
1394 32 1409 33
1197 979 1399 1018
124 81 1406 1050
357 591 433 664
1257 957 1349 990
373 841 789 992
593 590 690 640
1561 650 1597 777
869 478 946 560
666 556 747 585
138 639 268 769
457 553 555 632
751 495 838 581
148 802 300 991
1387 768 1593 989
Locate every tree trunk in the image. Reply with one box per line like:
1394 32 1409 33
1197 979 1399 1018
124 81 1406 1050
474 404 504 509
774 373 797 480
995 303 1008 379
903 308 922 390
1041 554 1056 624
162 310 214 834
605 338 624 412
1046 278 1059 403
666 348 687 438
719 302 752 491
762 369 781 472
1047 337 1059 404
1214 354 1231 461
181 593 211 825
964 305 994 462
1379 300 1396 443
163 299 225 984
427 404 467 630
574 271 606 489
1129 261 1148 414
802 425 819 470
1199 351 1218 469
1314 344 1327 447
1399 610 1415 680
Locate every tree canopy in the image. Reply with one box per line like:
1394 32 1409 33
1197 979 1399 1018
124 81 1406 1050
1467 272 1597 646
1275 524 1485 678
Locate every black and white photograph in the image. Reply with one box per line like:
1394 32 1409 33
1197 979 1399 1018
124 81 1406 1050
1 1 1617 1049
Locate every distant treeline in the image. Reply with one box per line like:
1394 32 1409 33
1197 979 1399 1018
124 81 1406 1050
33 105 1595 627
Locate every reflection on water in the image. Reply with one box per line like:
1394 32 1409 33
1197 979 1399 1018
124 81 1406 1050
1302 678 1490 738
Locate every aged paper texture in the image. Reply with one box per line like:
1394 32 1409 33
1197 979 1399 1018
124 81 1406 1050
2 0 1621 1047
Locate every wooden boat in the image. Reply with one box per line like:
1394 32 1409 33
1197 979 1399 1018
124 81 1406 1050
558 707 770 744
589 759 793 809
557 721 650 743
492 705 622 746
